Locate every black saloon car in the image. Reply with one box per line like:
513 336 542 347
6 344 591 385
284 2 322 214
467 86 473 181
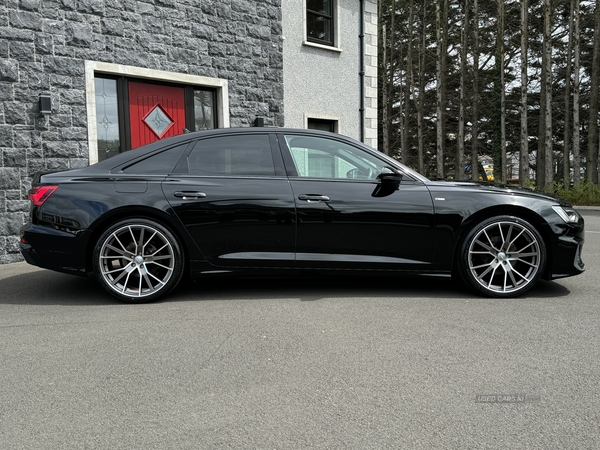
21 128 585 302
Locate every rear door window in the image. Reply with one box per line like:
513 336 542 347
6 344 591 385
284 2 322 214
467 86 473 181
187 135 276 176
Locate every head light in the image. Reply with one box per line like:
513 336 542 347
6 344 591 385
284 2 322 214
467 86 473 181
552 206 581 223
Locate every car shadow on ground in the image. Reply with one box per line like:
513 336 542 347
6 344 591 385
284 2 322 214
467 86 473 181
0 265 572 306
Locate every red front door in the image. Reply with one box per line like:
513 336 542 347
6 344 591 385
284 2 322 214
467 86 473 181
128 82 186 149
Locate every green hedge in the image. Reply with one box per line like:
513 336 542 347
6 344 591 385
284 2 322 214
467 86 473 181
555 181 600 206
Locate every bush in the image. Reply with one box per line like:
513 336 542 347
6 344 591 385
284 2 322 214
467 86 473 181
555 181 600 206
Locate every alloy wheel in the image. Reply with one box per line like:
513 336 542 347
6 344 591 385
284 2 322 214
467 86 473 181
98 223 176 299
467 220 542 294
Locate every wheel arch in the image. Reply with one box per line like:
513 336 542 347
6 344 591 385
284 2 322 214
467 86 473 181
84 206 193 274
451 205 554 277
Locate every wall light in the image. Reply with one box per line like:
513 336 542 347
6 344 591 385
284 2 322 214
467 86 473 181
39 94 51 115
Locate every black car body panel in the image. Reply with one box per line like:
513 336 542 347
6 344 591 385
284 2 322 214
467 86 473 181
20 128 585 301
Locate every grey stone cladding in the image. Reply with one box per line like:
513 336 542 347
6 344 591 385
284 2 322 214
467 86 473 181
0 0 284 263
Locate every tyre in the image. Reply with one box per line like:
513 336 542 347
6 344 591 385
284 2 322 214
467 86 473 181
93 218 184 303
457 215 546 297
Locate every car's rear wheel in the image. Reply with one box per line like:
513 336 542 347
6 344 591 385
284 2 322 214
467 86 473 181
93 219 184 303
457 215 546 297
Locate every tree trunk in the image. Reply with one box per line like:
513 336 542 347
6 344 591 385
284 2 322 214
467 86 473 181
500 0 507 183
519 0 529 186
573 0 581 186
471 0 479 182
380 18 389 155
436 0 444 178
403 0 414 167
537 56 546 188
386 0 397 157
417 1 426 175
442 0 448 177
457 0 468 181
564 0 574 185
543 0 553 191
587 0 600 184
398 41 405 163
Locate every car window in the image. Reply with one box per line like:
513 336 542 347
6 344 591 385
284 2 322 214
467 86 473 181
187 135 275 176
284 135 384 180
122 143 188 174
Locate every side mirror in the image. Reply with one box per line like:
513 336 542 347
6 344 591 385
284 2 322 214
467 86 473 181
377 167 403 187
372 167 403 197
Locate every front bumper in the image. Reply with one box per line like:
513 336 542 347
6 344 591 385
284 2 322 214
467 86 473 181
544 214 585 280
547 234 585 280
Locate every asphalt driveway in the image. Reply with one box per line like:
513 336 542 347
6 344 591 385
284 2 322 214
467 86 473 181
1 211 599 449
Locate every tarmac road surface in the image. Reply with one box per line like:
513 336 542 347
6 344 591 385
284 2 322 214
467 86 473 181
1 211 599 449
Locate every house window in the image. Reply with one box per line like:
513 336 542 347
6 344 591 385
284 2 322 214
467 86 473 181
307 118 337 133
194 90 216 131
306 0 334 46
94 78 121 161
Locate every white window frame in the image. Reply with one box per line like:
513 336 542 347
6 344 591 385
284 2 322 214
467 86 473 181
85 61 230 164
303 0 342 53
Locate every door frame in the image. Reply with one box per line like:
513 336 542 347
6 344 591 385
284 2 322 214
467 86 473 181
85 61 230 164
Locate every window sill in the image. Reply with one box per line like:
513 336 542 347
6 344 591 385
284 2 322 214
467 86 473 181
303 41 343 53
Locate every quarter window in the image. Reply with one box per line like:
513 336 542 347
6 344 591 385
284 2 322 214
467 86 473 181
306 0 334 46
123 144 188 174
188 135 276 177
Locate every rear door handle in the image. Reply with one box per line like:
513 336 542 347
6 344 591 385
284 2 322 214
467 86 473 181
174 191 207 199
298 194 330 203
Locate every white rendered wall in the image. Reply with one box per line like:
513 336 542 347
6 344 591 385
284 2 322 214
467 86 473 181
282 0 378 149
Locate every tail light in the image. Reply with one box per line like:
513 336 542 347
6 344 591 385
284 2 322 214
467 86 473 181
28 185 58 206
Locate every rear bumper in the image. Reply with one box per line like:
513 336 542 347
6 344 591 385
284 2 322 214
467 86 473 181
20 223 89 276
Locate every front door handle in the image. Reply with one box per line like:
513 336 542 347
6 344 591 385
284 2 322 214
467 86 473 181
174 191 207 199
298 194 331 203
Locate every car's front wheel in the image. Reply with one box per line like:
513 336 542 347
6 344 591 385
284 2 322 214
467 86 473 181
93 219 184 303
457 215 546 297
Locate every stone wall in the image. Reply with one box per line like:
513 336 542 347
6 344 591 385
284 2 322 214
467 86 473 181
0 0 284 263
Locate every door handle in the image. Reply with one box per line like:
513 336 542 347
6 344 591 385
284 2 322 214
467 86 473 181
174 191 207 199
298 194 330 203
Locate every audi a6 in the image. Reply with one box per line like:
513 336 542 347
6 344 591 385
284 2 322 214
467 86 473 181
21 128 585 302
